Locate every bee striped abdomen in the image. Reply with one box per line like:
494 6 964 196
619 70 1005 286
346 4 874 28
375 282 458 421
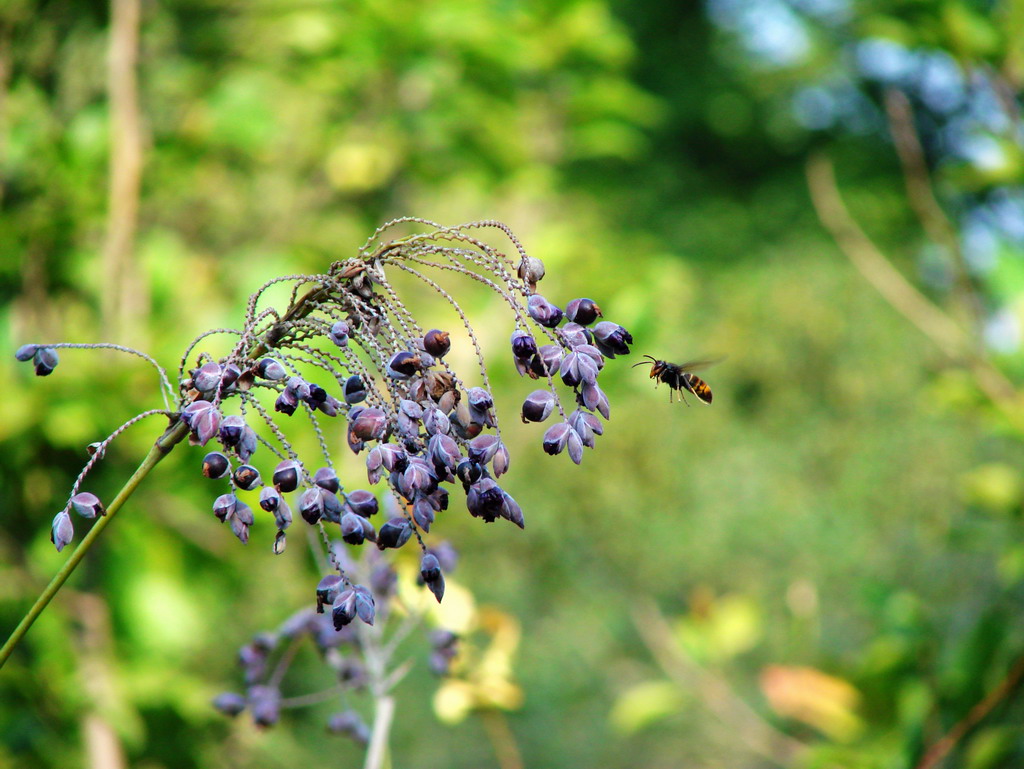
683 374 712 404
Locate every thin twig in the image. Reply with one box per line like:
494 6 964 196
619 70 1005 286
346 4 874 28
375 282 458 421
806 153 1024 425
0 419 189 669
915 654 1024 769
632 599 806 767
479 709 524 769
363 694 395 769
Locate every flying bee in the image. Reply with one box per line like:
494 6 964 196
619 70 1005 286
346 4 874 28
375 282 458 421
633 355 719 405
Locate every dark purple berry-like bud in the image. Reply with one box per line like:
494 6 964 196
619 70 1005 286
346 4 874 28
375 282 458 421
272 460 301 492
193 361 222 392
565 298 603 326
70 492 104 519
341 512 366 545
317 394 342 417
559 350 598 387
332 590 357 629
256 358 287 380
313 467 340 494
237 425 259 461
522 390 556 423
327 710 371 745
219 415 246 446
420 552 441 583
33 347 59 377
543 422 570 456
275 389 298 415
467 478 505 522
298 487 326 524
353 585 375 625
468 434 500 465
316 574 344 612
456 460 482 488
285 376 311 401
259 486 280 512
423 329 451 358
248 685 281 727
501 492 525 528
532 345 563 378
343 375 367 405
15 344 38 362
50 511 74 551
233 464 261 491
377 517 413 549
345 489 379 518
467 387 493 411
274 500 292 531
213 493 237 522
328 321 350 347
213 692 247 717
527 294 563 328
511 329 539 361
203 452 230 479
305 383 328 405
351 408 387 442
387 351 422 379
220 363 241 393
593 321 633 358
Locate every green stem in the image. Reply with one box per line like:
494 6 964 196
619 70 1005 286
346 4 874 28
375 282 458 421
0 419 189 669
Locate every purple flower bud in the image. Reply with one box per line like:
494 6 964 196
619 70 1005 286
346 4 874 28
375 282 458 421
219 415 246 446
350 408 386 441
50 511 74 551
248 685 281 727
424 329 451 358
542 422 570 455
341 512 366 545
328 321 350 347
182 401 221 446
317 394 342 417
212 692 247 717
581 381 610 419
220 363 241 393
403 460 434 494
501 492 525 528
313 467 340 494
233 464 261 491
559 322 593 348
400 399 424 420
428 433 461 472
376 517 413 549
305 383 328 406
33 347 59 377
316 574 344 612
213 493 237 522
569 409 603 448
234 501 255 526
322 489 343 523
274 500 292 531
518 256 546 288
413 495 435 531
259 486 280 512
511 330 538 361
203 452 230 480
237 425 259 461
565 298 603 326
193 361 222 392
70 492 105 519
285 376 311 401
466 478 504 522
528 294 563 328
345 489 378 518
532 345 563 378
275 389 298 415
493 443 510 477
423 407 451 436
332 590 357 629
15 344 38 362
353 585 375 625
343 375 367 404
420 552 441 583
298 487 326 524
467 387 493 411
592 321 633 358
230 518 249 544
559 350 599 387
468 434 500 465
256 358 287 380
272 460 301 493
522 390 556 423
566 427 584 465
387 351 422 379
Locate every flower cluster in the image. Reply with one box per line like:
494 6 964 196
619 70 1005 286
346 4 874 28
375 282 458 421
15 218 632 730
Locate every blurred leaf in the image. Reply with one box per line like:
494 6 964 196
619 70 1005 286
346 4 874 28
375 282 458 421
760 665 864 743
609 680 685 734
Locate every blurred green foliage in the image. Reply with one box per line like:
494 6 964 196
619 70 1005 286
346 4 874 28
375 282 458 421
3 0 1024 767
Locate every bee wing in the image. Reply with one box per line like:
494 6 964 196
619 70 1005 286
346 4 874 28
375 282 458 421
675 356 725 373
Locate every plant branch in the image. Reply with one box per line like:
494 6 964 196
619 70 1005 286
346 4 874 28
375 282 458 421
363 694 395 769
915 654 1024 769
0 418 189 669
632 599 806 767
806 153 1024 425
